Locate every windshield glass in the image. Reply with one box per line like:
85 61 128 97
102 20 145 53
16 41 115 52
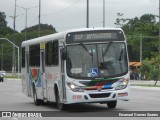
66 42 128 79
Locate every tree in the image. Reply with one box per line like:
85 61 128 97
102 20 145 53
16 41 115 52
0 12 14 37
114 13 130 28
140 14 156 23
122 14 158 35
115 13 160 82
140 55 160 85
21 23 56 33
0 14 58 71
115 13 159 61
21 23 57 39
0 12 7 27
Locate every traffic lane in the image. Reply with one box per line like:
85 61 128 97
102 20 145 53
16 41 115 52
0 79 160 111
1 79 128 111
51 86 160 111
131 87 160 105
0 79 59 111
0 79 115 111
0 79 112 111
127 87 160 111
0 79 116 111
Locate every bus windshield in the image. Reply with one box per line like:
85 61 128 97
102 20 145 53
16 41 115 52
66 42 128 79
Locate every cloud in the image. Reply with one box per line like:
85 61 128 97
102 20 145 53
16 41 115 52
0 0 158 32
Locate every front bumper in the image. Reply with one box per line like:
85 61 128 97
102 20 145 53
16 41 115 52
65 86 130 104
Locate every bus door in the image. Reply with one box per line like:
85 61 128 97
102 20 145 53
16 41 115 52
60 46 66 102
40 43 47 101
25 48 31 97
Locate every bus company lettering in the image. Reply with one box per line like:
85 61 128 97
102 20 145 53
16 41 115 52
46 72 52 80
53 73 59 80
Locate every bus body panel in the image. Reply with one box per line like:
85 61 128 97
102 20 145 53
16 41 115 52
29 67 43 99
21 46 31 97
45 66 60 102
21 68 28 96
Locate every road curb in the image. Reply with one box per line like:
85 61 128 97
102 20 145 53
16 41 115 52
4 78 21 81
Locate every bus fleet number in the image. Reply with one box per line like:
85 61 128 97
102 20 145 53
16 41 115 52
72 95 82 99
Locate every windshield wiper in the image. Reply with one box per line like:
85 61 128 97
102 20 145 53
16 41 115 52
80 43 93 56
102 41 113 56
80 43 94 63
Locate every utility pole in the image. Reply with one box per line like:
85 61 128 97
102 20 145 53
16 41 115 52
13 0 17 34
159 0 160 54
157 0 160 85
140 34 142 63
140 34 142 80
12 0 17 75
103 0 105 27
17 5 38 40
25 9 27 40
86 0 89 28
38 0 41 37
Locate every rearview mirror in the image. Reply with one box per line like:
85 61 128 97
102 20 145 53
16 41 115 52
127 44 133 61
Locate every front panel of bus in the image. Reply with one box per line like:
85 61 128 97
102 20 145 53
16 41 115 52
64 29 130 104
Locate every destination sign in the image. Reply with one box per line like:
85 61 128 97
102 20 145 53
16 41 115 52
74 33 116 41
66 30 124 44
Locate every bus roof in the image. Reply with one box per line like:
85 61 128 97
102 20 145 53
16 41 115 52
21 27 123 47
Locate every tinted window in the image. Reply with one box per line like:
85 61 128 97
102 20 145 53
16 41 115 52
46 42 53 65
21 47 25 68
45 41 59 66
29 44 40 66
53 41 59 65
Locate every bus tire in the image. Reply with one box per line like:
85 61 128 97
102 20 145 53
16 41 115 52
107 100 117 108
0 77 3 82
33 85 41 106
55 90 66 111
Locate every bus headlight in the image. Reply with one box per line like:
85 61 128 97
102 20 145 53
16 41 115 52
115 78 129 90
67 82 84 92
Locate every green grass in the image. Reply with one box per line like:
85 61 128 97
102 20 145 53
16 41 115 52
4 75 20 79
132 84 160 87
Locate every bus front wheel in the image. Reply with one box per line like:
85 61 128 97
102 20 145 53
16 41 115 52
107 100 117 108
55 90 66 111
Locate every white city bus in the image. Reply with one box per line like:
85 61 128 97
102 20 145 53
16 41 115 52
21 28 130 110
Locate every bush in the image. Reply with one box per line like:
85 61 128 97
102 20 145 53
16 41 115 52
141 55 160 80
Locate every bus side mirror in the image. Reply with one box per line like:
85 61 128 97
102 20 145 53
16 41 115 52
127 44 133 61
61 48 67 60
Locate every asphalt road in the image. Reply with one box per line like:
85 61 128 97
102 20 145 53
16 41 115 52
0 79 160 119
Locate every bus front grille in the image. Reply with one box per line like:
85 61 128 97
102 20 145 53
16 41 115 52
89 93 111 98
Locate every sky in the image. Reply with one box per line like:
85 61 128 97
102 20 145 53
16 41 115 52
0 0 159 32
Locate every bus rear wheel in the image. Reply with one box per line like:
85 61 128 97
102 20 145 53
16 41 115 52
107 100 117 108
33 86 41 106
